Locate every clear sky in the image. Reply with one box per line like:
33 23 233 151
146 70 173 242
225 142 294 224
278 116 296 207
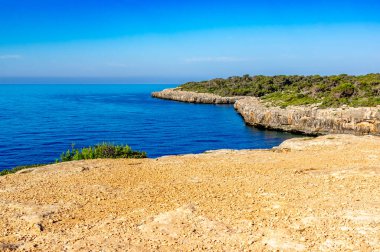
0 0 380 83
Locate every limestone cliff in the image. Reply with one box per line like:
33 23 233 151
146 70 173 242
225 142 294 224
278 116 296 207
235 97 380 135
153 88 380 136
152 88 245 104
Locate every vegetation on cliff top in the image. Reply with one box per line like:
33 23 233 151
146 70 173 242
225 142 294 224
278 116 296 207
179 74 380 107
0 143 147 176
60 143 147 162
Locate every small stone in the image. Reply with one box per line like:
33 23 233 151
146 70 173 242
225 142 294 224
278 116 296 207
34 223 44 232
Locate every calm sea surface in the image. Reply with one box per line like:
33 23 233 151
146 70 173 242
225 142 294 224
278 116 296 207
0 84 299 170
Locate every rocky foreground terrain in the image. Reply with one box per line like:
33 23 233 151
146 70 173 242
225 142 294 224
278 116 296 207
153 89 380 136
1 135 379 251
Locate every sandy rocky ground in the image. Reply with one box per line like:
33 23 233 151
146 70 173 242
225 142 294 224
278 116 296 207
0 134 379 251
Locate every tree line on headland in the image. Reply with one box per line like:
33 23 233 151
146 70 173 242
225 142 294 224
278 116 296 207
180 74 380 107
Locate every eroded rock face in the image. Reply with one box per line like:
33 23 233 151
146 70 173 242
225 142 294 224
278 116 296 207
152 89 380 135
235 97 380 135
152 88 245 104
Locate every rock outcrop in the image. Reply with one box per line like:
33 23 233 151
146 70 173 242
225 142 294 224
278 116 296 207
153 88 380 136
152 88 245 104
235 97 380 135
1 135 379 251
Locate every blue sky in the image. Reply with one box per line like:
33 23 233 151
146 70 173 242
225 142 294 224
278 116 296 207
0 0 380 83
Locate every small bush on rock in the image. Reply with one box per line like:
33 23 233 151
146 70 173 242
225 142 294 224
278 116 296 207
60 143 147 161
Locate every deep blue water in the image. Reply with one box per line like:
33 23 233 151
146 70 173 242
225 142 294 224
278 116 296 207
0 84 299 170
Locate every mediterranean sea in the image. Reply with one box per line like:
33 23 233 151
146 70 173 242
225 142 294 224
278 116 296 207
0 84 299 170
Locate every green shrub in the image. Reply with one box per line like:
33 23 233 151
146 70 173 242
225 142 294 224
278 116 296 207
1 143 147 176
59 143 147 162
179 74 380 107
331 83 356 98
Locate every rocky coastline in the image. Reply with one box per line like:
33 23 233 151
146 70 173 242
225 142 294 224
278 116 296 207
153 88 380 136
152 88 245 104
1 89 379 250
1 134 379 251
235 98 380 135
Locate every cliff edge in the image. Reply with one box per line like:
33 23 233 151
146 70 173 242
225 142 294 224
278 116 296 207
1 135 379 251
153 89 380 136
235 97 380 135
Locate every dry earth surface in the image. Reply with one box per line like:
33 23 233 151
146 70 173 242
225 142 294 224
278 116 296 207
0 135 379 251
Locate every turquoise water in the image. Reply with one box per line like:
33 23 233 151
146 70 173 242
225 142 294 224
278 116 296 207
0 84 298 170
